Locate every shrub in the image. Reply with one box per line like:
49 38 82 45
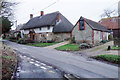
25 40 35 43
47 40 53 43
101 40 107 43
79 43 92 49
108 34 113 41
9 37 17 42
70 37 76 43
17 39 28 44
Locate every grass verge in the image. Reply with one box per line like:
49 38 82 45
27 43 57 47
1 44 17 79
55 44 80 51
111 47 120 50
91 55 120 64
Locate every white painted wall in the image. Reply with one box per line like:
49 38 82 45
34 26 53 33
23 30 29 34
22 26 53 34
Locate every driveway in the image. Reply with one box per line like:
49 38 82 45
3 40 119 78
71 41 119 57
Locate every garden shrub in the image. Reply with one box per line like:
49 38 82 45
108 34 113 41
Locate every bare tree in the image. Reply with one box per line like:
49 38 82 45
0 0 17 17
101 9 117 18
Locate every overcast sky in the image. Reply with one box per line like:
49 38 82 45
12 0 119 29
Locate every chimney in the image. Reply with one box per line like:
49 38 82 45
41 11 44 16
57 13 60 22
30 14 33 19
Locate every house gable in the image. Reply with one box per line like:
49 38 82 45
72 18 93 44
72 16 109 45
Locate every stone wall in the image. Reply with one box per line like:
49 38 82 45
72 22 93 44
72 21 109 45
24 32 71 42
94 30 101 45
52 33 71 42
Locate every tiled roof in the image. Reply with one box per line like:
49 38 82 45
100 17 120 29
79 17 110 32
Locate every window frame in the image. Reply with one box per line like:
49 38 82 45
47 26 50 30
79 20 86 30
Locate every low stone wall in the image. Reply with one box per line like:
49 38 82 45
52 33 71 42
24 32 71 42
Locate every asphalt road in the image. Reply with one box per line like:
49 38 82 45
15 53 64 78
3 40 119 79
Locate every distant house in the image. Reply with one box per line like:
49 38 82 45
21 11 73 42
99 17 120 38
72 16 110 45
99 17 120 46
14 24 24 38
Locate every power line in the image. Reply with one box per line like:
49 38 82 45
41 0 58 10
33 0 59 15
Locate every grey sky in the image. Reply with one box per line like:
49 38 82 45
12 0 119 29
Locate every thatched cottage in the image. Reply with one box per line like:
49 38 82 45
21 11 73 42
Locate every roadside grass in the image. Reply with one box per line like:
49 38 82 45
111 47 120 50
90 46 103 52
2 45 17 79
91 55 120 64
27 43 57 47
55 44 80 51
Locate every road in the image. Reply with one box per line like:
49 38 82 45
15 53 64 78
3 40 119 79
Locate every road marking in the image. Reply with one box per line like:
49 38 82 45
49 70 55 73
34 63 40 67
29 61 34 64
32 56 35 58
31 59 34 61
41 63 46 66
23 56 26 58
35 61 40 63
47 66 52 68
40 66 47 70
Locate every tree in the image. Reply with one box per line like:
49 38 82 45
2 16 12 34
0 0 17 17
101 9 118 18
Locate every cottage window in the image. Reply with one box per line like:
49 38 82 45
47 26 50 30
79 20 85 30
39 27 41 31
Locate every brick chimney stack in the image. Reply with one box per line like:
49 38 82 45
41 11 44 16
30 14 33 19
57 13 60 22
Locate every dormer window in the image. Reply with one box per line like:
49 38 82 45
47 26 50 30
39 27 41 31
79 20 85 30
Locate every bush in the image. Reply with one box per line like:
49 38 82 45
8 37 17 42
79 43 92 49
108 34 113 41
70 37 76 43
47 40 53 43
101 40 107 43
25 40 35 43
17 39 28 44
